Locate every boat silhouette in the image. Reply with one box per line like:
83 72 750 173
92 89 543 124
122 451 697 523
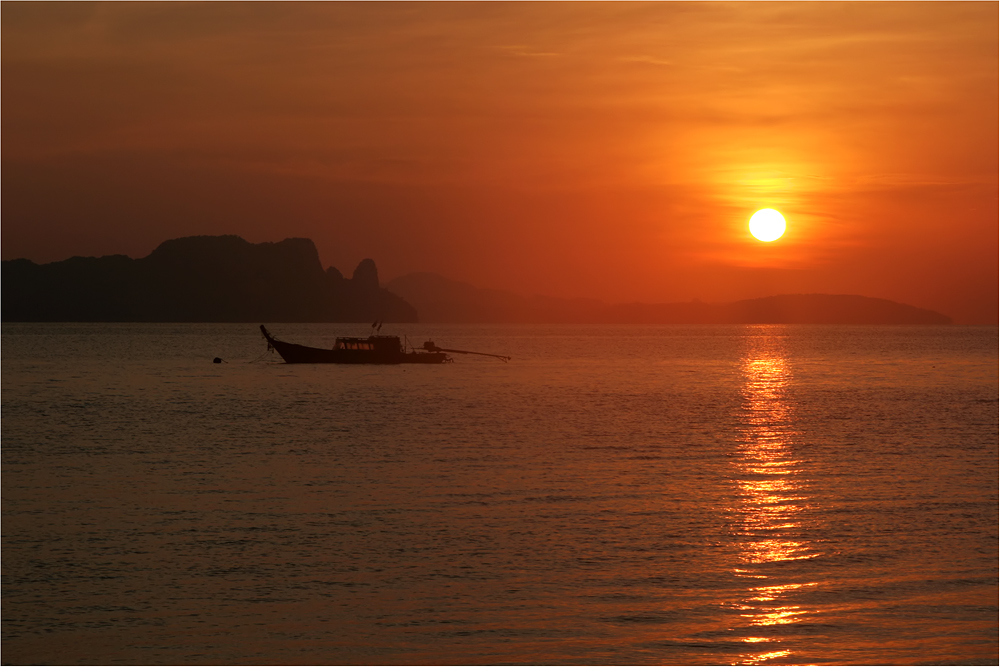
259 325 510 364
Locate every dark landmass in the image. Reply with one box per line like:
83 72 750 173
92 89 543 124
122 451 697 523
2 236 416 322
2 236 952 324
384 272 607 324
385 273 952 324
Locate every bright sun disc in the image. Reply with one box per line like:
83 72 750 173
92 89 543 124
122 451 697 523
749 209 786 242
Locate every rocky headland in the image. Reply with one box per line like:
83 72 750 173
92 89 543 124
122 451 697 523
2 235 416 322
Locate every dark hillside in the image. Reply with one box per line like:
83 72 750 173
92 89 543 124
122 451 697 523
2 235 416 323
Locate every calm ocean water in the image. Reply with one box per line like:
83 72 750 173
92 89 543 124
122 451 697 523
2 323 997 666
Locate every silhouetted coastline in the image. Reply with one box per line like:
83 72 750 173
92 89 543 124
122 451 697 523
2 236 415 323
3 236 951 324
385 272 953 325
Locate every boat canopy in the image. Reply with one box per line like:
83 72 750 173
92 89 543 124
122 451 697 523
334 336 402 352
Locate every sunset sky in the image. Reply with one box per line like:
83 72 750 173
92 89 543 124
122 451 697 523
3 2 996 322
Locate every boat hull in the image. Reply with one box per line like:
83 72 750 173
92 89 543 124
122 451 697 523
261 326 449 365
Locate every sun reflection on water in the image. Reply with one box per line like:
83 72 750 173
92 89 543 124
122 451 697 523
730 334 820 665
741 649 792 665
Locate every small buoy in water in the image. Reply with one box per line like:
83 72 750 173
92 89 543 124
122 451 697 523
213 357 223 364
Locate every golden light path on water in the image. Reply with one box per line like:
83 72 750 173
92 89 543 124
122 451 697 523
731 333 820 665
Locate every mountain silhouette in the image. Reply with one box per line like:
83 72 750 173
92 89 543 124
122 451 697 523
385 273 951 324
384 272 605 323
2 235 416 322
3 239 953 324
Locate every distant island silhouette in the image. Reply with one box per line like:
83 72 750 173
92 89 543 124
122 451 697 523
2 236 415 322
3 235 951 324
385 272 952 325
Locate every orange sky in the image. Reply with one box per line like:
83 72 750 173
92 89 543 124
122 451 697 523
3 2 997 322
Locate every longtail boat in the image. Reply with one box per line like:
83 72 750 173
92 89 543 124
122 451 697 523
259 325 510 364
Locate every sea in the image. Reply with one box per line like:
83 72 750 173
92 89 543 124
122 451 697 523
2 323 997 666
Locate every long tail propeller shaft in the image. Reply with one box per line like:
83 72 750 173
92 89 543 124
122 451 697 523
423 342 511 363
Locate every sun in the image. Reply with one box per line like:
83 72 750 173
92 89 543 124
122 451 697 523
748 209 786 242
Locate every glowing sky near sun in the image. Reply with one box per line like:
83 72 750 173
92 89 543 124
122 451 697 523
2 2 996 322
